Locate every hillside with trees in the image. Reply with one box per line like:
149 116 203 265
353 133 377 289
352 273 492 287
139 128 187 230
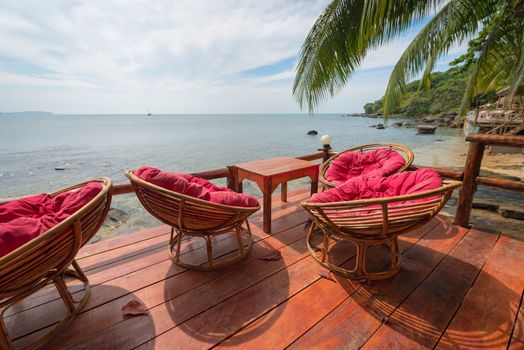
363 66 498 117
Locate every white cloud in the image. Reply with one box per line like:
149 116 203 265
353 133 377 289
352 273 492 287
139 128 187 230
0 0 468 113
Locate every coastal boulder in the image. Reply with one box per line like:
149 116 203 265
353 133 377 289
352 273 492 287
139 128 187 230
499 207 524 221
307 130 318 135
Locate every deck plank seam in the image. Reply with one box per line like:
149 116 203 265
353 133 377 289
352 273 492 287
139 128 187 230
507 287 524 349
75 188 309 260
127 245 319 350
8 211 309 321
11 226 310 344
207 220 441 349
282 219 442 349
77 228 171 259
358 226 472 349
13 214 311 345
433 233 502 349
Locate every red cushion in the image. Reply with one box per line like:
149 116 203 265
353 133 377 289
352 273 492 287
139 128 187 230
309 168 442 204
135 166 259 208
324 148 406 185
0 182 103 258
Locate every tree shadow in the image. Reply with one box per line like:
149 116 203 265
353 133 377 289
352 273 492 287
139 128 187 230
326 235 517 349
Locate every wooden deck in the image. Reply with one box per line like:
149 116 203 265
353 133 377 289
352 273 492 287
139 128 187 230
5 187 524 350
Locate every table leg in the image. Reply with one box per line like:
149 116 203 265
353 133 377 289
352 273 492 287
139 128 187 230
281 182 287 202
263 177 272 233
310 171 319 196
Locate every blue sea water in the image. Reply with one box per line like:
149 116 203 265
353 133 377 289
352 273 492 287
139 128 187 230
0 113 468 239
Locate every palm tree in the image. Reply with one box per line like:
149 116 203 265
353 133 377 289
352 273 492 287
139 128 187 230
293 0 524 116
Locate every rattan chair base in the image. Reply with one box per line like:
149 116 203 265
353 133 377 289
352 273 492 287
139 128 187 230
306 224 401 280
168 223 253 271
0 260 90 350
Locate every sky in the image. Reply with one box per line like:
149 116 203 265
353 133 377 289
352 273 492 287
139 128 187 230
0 0 468 114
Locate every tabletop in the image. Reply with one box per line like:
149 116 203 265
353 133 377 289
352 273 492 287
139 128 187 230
234 157 318 177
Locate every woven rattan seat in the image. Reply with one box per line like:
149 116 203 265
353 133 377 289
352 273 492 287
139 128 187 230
125 170 260 270
302 180 461 280
0 178 112 349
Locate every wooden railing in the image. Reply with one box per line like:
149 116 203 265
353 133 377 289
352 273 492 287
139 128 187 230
2 137 523 229
107 151 331 196
453 134 524 227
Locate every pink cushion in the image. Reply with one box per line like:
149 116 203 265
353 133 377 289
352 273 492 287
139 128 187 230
324 148 406 185
135 166 259 208
309 168 442 204
0 182 103 258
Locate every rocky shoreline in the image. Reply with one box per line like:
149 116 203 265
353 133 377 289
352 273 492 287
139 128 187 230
342 112 461 130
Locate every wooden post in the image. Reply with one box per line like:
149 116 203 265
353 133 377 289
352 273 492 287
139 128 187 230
226 166 242 193
454 142 485 227
322 144 332 163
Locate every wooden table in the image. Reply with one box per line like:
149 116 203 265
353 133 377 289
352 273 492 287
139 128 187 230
230 157 319 233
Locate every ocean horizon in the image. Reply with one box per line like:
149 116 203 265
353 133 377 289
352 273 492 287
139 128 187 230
1 113 469 240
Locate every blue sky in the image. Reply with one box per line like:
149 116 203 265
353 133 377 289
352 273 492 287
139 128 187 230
0 0 468 114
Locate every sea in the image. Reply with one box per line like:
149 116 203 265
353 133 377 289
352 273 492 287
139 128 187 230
0 113 474 240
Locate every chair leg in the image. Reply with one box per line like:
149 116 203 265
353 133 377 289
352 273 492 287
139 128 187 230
71 259 87 282
175 231 182 263
390 236 401 271
320 230 330 263
354 242 366 277
308 231 401 280
205 235 213 267
235 226 244 255
0 312 13 350
54 274 76 313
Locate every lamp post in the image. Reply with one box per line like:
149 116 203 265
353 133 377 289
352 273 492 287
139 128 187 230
319 134 332 163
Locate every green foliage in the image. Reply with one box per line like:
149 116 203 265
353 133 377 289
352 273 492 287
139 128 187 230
363 66 499 117
294 0 524 116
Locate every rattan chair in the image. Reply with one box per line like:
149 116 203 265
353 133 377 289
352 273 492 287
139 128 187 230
319 143 415 189
0 178 112 350
302 180 461 280
125 170 260 270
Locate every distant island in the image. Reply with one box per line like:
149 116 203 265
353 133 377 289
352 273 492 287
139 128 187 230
363 66 497 118
1 111 54 117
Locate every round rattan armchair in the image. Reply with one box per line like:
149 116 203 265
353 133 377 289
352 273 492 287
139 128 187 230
319 143 415 189
302 180 461 280
125 170 260 270
0 177 112 350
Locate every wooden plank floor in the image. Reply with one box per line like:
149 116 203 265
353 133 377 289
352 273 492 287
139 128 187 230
5 187 524 350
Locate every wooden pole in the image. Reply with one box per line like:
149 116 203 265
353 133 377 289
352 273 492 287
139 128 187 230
454 142 485 227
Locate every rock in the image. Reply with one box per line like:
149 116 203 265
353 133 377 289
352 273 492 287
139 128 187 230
376 124 385 129
499 207 524 221
417 125 437 134
54 167 66 171
404 123 413 128
307 130 318 135
472 200 499 212
422 116 438 123
107 208 129 224
392 122 403 127
89 235 101 244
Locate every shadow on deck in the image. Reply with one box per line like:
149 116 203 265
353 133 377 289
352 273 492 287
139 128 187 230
4 187 524 350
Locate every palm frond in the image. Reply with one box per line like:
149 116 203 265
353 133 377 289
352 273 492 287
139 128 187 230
383 0 498 115
293 0 444 112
